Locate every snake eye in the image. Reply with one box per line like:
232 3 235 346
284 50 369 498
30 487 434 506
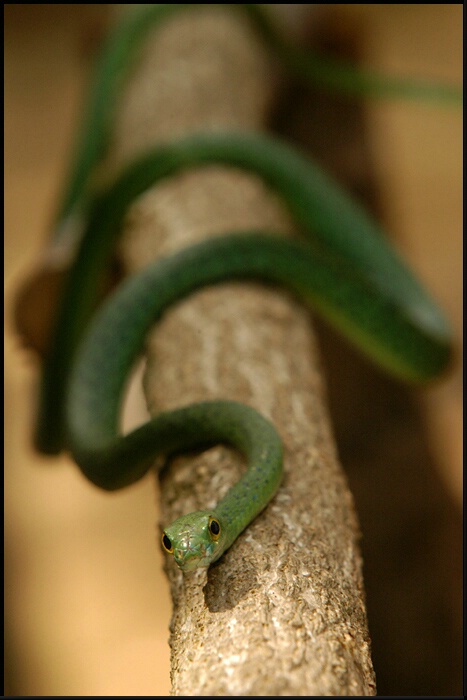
208 517 221 541
162 533 173 553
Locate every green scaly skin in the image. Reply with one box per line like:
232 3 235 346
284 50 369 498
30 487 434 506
35 6 457 571
38 133 452 571
54 3 462 231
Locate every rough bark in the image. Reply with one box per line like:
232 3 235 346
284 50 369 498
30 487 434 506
109 5 376 695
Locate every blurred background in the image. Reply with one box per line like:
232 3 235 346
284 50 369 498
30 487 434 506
4 4 462 696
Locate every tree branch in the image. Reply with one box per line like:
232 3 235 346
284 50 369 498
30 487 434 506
111 6 376 695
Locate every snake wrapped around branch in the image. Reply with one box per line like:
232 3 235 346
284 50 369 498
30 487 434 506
33 4 455 571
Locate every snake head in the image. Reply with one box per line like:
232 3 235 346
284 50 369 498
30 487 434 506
161 510 226 572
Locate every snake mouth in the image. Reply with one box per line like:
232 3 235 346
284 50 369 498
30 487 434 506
175 554 208 572
173 544 215 572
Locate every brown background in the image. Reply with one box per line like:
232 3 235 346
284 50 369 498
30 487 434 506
4 4 462 696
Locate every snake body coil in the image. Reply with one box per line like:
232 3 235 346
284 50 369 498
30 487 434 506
35 6 453 571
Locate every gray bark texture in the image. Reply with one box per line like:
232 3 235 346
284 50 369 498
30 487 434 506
109 5 376 695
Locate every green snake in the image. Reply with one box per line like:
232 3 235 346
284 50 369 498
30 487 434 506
35 5 455 571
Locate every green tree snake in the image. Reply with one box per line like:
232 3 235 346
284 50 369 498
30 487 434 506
34 4 455 571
